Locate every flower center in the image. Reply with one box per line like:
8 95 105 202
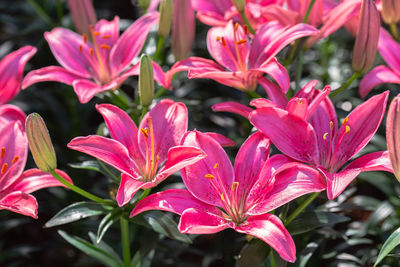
215 23 249 73
78 27 112 84
139 117 160 181
322 117 350 172
204 163 245 224
0 146 20 183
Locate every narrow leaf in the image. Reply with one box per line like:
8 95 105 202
88 232 122 264
97 209 123 243
375 226 400 266
235 238 270 267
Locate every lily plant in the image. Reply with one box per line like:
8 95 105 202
131 131 326 262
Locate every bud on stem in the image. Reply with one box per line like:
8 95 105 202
25 113 57 173
172 0 195 60
68 0 97 37
382 0 400 25
158 0 173 38
232 0 246 13
352 0 380 74
139 54 154 108
138 0 150 12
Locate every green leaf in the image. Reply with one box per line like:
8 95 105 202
69 161 108 175
58 230 122 267
45 202 111 228
88 232 122 263
375 226 400 266
235 239 270 267
286 211 349 235
97 209 123 243
133 211 192 244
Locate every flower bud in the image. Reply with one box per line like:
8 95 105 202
68 0 97 36
232 0 246 13
352 0 380 74
138 0 150 11
158 0 173 38
172 0 195 60
139 54 154 107
387 95 400 182
382 0 400 25
25 113 57 173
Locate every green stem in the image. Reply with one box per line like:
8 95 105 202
295 49 304 92
120 217 131 267
239 11 255 34
246 91 262 100
50 170 114 206
302 0 317 23
138 188 152 201
154 87 168 99
27 0 52 25
284 192 320 226
329 72 360 98
390 23 399 41
96 159 120 182
56 0 63 24
269 250 277 267
153 36 165 61
279 204 290 220
141 106 149 120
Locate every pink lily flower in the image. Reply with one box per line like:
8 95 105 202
22 13 159 103
68 100 207 206
0 121 71 218
0 46 37 105
359 28 400 99
172 20 318 93
130 131 326 262
0 104 26 128
191 0 284 30
386 94 400 182
249 89 392 200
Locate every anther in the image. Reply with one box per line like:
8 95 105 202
342 117 349 125
234 23 240 31
79 45 83 52
140 128 149 138
102 35 112 39
94 32 101 36
220 37 227 46
232 182 239 191
323 133 328 140
329 121 333 129
236 39 247 45
1 147 5 159
12 156 19 164
205 174 214 180
1 163 8 174
243 24 249 35
82 34 88 43
345 125 350 133
213 163 219 169
100 44 111 50
221 193 225 201
89 48 94 57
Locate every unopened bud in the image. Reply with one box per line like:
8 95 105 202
352 0 380 74
232 0 246 13
138 0 150 11
68 0 97 36
386 95 400 182
172 0 195 60
139 54 154 107
25 113 57 173
382 0 400 25
158 0 173 38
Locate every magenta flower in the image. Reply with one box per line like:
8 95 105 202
131 131 326 262
359 28 400 98
68 100 207 206
173 20 317 92
22 13 159 103
249 90 392 200
386 94 400 181
0 46 37 105
0 121 71 218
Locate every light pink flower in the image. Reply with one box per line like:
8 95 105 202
171 20 317 93
131 131 326 262
0 121 71 218
22 13 159 103
0 46 37 105
68 100 207 206
359 28 400 98
249 89 392 200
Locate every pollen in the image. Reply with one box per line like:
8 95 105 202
94 31 101 36
89 48 94 57
236 39 247 45
220 193 225 201
234 22 239 31
79 45 83 52
140 128 149 138
1 163 8 174
12 156 19 164
102 35 112 39
100 44 111 50
323 133 328 140
82 34 88 43
213 163 219 169
205 174 214 180
1 147 5 158
232 182 239 191
243 24 249 35
342 117 349 125
345 125 350 133
329 121 333 129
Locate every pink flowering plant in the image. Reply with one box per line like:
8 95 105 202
2 0 400 266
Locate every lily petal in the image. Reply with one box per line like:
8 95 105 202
22 66 84 89
212 101 253 118
377 28 400 76
320 167 361 200
344 151 393 173
179 208 231 234
0 46 37 104
0 104 26 126
116 174 153 207
249 107 319 164
258 76 288 108
203 132 236 147
255 58 290 93
68 135 141 178
72 79 120 103
0 191 38 218
236 213 296 263
359 66 400 99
